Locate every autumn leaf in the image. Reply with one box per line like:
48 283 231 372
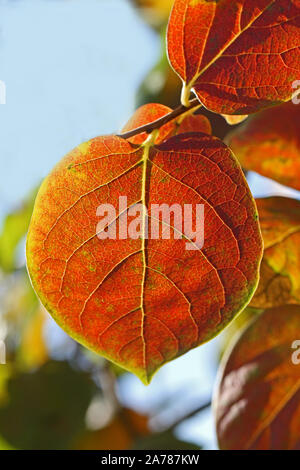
174 112 212 135
121 103 211 146
167 0 300 114
121 103 176 145
251 197 300 309
26 132 263 384
227 101 300 190
214 305 300 450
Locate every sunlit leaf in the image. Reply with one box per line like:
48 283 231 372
122 103 176 145
27 131 262 384
214 305 300 450
168 0 300 114
122 102 211 145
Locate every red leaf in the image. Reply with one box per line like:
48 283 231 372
174 113 212 135
26 133 262 383
122 103 175 145
122 103 212 145
167 0 300 114
214 306 300 450
227 101 300 190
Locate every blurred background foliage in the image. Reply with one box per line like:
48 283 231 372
0 0 293 450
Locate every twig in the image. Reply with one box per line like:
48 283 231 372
168 400 211 431
151 399 212 433
118 98 201 140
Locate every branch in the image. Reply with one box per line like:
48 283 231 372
169 400 211 429
117 98 201 140
168 400 211 431
151 399 211 433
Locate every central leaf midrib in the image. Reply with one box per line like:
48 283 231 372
140 142 150 378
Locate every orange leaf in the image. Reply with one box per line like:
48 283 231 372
174 113 212 135
122 103 175 145
122 103 211 145
26 132 262 384
251 197 300 308
167 0 300 114
214 305 300 450
227 101 300 190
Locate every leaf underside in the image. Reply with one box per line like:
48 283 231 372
27 132 262 384
168 0 300 114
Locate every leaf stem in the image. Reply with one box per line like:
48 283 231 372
181 82 193 108
117 98 201 140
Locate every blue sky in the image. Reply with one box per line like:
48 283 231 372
0 0 158 218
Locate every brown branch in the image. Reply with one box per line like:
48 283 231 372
117 98 200 140
151 399 211 433
168 400 211 431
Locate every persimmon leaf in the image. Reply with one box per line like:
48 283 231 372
26 132 262 384
122 103 175 145
122 103 211 145
251 197 300 308
227 101 300 190
214 305 300 450
174 112 212 135
167 0 300 114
